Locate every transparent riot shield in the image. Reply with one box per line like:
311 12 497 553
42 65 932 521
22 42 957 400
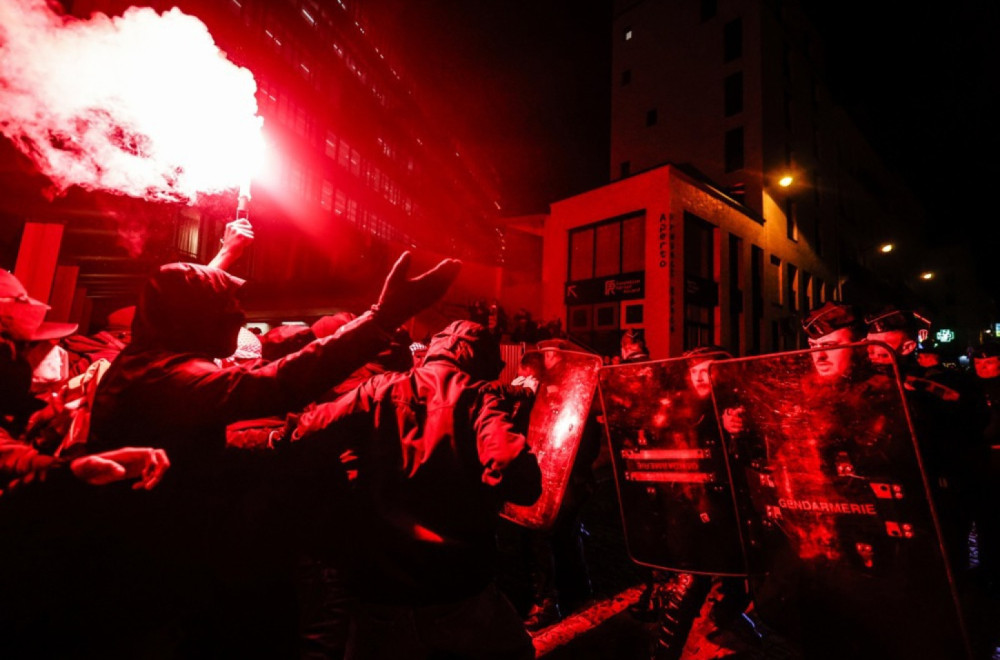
502 349 603 530
597 355 745 575
709 342 970 659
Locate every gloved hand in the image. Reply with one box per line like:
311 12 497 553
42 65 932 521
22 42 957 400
373 251 461 330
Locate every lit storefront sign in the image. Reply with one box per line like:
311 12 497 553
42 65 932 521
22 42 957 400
935 328 955 343
565 271 645 304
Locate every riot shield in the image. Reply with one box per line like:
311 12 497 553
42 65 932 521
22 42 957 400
502 349 603 530
709 342 970 659
597 355 745 575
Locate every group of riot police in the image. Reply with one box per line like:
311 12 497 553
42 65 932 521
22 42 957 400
594 300 998 659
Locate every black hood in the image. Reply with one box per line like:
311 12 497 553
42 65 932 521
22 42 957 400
424 320 503 381
131 262 245 358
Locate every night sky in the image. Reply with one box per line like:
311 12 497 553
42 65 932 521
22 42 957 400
368 1 1000 303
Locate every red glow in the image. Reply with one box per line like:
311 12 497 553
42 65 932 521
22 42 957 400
0 0 263 202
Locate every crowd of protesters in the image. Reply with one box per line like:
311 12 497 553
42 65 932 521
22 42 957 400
2 218 998 659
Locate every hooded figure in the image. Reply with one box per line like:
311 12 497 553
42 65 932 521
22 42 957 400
292 320 541 660
83 254 460 656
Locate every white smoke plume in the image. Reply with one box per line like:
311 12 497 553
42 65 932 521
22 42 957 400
0 0 262 202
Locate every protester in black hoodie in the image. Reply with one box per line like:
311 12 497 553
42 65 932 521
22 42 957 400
291 320 542 660
84 252 460 657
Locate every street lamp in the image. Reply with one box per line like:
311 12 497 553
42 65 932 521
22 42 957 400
920 271 934 280
778 175 794 187
879 243 894 254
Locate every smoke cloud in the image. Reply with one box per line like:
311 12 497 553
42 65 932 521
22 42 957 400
0 0 262 202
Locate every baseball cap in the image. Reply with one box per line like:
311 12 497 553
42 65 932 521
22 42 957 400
0 269 77 341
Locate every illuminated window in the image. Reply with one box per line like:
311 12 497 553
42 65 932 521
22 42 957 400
338 139 351 168
321 181 333 211
350 149 361 176
624 26 633 41
174 212 200 259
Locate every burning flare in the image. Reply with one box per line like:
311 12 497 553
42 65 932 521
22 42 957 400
0 0 263 202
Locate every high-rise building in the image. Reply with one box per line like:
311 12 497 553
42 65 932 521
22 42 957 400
609 0 928 302
538 0 940 357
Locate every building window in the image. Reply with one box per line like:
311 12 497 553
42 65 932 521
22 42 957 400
646 108 658 126
803 272 813 312
595 222 623 277
570 227 595 281
724 71 743 116
624 303 644 325
174 212 200 259
724 18 742 62
622 216 644 272
321 180 333 211
785 199 798 241
568 306 593 333
620 161 631 178
594 303 619 329
728 234 744 355
787 264 799 312
624 26 633 41
751 245 764 353
568 212 645 282
770 254 782 306
724 127 744 172
700 0 717 22
621 69 631 85
683 212 718 351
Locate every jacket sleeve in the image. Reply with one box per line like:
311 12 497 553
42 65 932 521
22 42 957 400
150 312 391 425
259 325 316 361
1 430 71 496
290 375 382 445
472 390 542 505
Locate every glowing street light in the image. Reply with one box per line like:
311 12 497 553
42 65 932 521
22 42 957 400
879 243 894 253
778 175 794 188
920 271 935 280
